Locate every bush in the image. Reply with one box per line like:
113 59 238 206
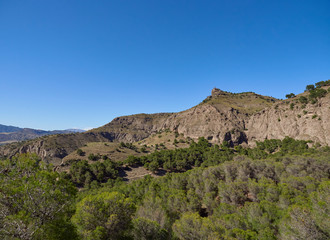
305 84 315 91
125 155 142 166
285 93 295 99
88 153 99 161
72 192 135 240
309 88 327 99
0 154 78 239
76 148 85 156
290 103 295 110
315 80 330 88
69 159 118 187
299 96 308 104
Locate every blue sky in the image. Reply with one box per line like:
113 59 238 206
1 0 329 130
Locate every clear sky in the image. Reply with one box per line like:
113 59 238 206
1 0 329 130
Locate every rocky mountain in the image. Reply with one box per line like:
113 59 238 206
0 83 329 165
0 125 85 145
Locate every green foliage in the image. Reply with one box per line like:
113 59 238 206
72 192 135 240
173 212 216 240
309 88 327 100
2 137 329 239
76 142 329 240
132 217 168 240
88 153 99 161
124 155 142 166
76 148 85 156
315 79 330 88
305 84 315 91
279 205 328 240
285 93 295 99
69 159 119 187
299 96 308 104
290 103 295 110
120 142 137 151
0 154 78 240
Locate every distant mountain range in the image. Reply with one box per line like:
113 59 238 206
0 124 85 145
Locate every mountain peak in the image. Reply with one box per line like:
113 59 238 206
211 87 226 97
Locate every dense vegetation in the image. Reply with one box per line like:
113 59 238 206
1 138 329 239
0 154 78 240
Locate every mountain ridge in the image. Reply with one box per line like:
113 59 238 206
0 84 329 165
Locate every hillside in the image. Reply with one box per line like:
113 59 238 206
0 83 329 166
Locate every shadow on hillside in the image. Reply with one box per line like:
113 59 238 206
118 167 128 180
154 169 167 176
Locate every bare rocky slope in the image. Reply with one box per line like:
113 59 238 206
247 89 330 146
0 87 329 165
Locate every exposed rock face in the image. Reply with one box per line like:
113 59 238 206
211 88 226 97
97 103 249 146
247 94 330 146
162 104 248 145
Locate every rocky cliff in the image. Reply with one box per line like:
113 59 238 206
247 89 330 146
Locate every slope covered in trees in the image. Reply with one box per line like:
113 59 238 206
1 138 329 239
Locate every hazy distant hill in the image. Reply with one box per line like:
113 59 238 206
0 124 85 145
0 124 22 133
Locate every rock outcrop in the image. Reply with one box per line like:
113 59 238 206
211 88 226 97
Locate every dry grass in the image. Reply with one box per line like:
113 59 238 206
62 142 146 164
203 92 278 114
137 131 190 150
62 131 190 165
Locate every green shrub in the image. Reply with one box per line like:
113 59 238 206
88 153 99 161
285 93 295 99
290 103 294 110
76 148 85 156
306 84 315 91
309 88 327 99
299 96 308 104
